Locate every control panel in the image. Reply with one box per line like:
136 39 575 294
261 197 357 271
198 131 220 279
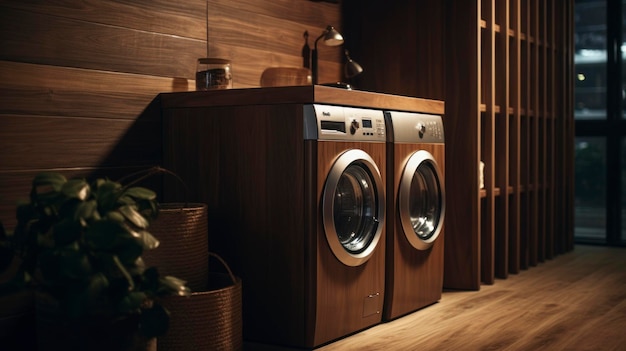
384 110 444 144
303 104 386 141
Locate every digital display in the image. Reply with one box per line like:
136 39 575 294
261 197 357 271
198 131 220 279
362 119 372 128
320 120 346 133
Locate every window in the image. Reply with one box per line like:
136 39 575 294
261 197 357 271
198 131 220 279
574 0 626 246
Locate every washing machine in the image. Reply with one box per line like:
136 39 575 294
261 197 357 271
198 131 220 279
383 110 445 321
304 104 387 347
163 101 387 349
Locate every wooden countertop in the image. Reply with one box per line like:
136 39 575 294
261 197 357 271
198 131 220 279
159 85 444 115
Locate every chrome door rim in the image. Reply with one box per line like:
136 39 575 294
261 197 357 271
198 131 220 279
398 150 445 250
322 149 385 267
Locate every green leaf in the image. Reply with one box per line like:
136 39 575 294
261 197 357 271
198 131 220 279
112 255 135 291
115 236 144 265
106 210 126 223
74 199 98 223
117 291 147 314
86 273 109 298
124 187 157 201
96 179 122 212
86 220 128 250
52 219 82 245
58 249 92 280
160 276 191 296
119 205 150 229
31 173 66 205
62 179 90 201
132 230 159 250
32 172 67 191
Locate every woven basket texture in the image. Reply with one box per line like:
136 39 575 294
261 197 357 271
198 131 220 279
143 203 209 292
158 254 243 351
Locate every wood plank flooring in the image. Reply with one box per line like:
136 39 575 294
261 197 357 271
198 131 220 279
247 245 625 350
316 245 626 351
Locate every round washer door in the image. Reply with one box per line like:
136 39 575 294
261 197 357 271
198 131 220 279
322 149 385 267
398 150 445 250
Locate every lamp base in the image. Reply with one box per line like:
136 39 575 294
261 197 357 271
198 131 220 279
320 82 354 90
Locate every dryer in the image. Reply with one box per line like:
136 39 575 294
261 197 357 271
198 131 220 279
383 110 445 321
163 101 387 349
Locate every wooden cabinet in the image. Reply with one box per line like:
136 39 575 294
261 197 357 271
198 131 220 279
443 0 575 290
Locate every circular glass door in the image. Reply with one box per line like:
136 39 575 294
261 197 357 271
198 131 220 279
398 150 445 250
322 149 385 267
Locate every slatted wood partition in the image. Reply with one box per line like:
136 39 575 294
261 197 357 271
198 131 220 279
443 0 575 289
0 0 342 229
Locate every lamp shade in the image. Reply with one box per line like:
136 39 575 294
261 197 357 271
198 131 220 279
322 26 344 46
344 50 363 78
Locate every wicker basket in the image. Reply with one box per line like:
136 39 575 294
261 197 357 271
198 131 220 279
158 253 242 351
143 203 209 292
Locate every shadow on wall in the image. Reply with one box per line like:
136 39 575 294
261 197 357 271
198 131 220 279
88 95 166 197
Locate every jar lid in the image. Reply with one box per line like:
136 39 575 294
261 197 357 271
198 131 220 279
198 58 231 65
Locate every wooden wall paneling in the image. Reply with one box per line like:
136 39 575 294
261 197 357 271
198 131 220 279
210 0 341 27
0 0 346 233
0 115 161 170
519 0 530 270
494 0 510 279
0 0 207 40
508 0 522 274
480 0 496 285
548 0 562 258
541 0 549 261
542 0 550 259
528 0 539 267
544 0 554 260
208 0 342 88
0 7 206 79
554 0 564 254
0 61 194 120
537 1 548 262
444 0 482 290
340 0 445 100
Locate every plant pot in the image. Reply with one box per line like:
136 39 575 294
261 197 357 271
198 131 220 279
35 292 156 351
158 253 242 351
143 203 209 292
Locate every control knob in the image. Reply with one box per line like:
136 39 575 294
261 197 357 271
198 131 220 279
417 122 426 138
350 119 360 135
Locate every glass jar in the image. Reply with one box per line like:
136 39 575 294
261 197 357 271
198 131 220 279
196 58 232 90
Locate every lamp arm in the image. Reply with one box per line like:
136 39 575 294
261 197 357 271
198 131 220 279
312 32 326 85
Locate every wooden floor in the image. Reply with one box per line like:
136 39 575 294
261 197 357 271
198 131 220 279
312 244 626 351
244 245 625 350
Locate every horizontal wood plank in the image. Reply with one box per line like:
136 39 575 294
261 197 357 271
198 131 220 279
0 61 192 119
0 0 207 40
208 1 343 85
0 6 206 79
0 114 161 171
210 0 341 29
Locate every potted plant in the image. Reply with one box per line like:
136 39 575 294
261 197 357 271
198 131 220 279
0 171 190 351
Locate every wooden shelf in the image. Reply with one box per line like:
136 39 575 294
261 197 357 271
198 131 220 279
444 0 574 290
